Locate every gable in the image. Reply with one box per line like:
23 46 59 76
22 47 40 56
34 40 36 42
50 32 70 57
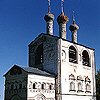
4 65 27 78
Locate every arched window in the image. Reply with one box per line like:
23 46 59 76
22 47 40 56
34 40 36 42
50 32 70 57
41 84 44 89
15 85 18 89
69 46 77 63
70 82 75 91
78 82 82 91
86 83 91 92
69 74 76 91
11 84 14 90
82 50 90 66
19 84 22 89
35 44 43 65
29 81 32 89
33 82 37 89
41 83 45 89
6 83 10 90
47 83 53 90
49 84 53 90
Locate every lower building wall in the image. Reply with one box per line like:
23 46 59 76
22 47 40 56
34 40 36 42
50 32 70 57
62 95 94 100
27 74 55 100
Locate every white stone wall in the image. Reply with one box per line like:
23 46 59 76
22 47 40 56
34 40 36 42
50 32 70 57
62 95 94 100
59 39 96 100
27 74 55 100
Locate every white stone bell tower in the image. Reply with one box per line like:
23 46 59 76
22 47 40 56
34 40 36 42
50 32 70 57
4 0 96 100
57 38 96 100
56 1 96 100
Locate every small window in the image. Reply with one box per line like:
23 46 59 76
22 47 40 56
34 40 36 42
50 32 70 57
15 85 18 89
69 46 77 63
41 83 45 89
35 44 43 65
33 83 37 89
19 84 22 89
49 84 52 90
78 82 82 91
82 50 90 66
86 83 91 92
11 84 14 90
70 82 75 91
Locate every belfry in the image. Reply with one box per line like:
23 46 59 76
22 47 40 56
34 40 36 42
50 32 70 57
4 0 96 100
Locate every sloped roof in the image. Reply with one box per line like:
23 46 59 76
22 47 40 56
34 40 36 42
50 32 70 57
22 66 54 77
4 65 54 77
28 33 94 50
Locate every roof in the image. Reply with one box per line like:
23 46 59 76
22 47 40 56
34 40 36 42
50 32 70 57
28 33 95 50
4 65 55 77
22 66 54 77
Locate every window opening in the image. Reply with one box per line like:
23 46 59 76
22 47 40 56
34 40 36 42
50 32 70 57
19 84 22 89
33 83 36 89
35 44 43 65
78 82 82 91
69 46 77 63
70 82 75 91
86 83 91 92
15 85 18 89
41 83 45 89
11 84 14 90
82 50 90 66
49 85 52 90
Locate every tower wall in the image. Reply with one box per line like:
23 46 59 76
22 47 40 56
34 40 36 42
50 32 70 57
28 34 58 74
58 39 96 100
43 36 58 74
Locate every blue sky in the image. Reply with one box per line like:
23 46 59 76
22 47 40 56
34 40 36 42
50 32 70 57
0 0 100 99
